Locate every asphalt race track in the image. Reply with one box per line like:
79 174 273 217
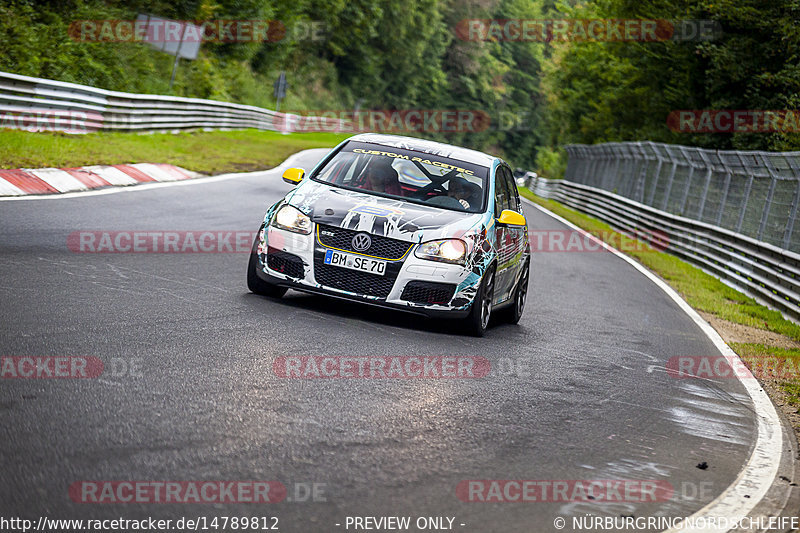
0 149 766 532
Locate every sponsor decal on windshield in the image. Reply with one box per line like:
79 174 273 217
352 148 476 175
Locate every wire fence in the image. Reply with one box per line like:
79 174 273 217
529 177 800 320
564 142 800 252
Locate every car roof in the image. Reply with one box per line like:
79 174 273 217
346 133 499 168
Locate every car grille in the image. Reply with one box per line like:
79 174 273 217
313 258 397 298
316 224 412 260
266 247 305 279
401 281 457 305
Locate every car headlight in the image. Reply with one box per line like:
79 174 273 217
414 239 467 265
271 205 312 235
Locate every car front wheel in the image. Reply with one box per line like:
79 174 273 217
505 261 529 324
247 233 288 298
464 266 495 337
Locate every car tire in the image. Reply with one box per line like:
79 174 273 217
247 234 288 298
505 261 529 324
464 265 495 337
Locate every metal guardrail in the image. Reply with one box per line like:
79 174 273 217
564 142 800 253
530 176 800 321
0 70 284 133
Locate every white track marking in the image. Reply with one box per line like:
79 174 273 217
522 197 784 532
0 178 24 196
81 165 140 186
27 168 87 192
0 149 322 202
129 163 181 182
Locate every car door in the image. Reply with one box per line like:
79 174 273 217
493 166 513 303
501 166 527 300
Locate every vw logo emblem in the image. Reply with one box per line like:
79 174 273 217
351 233 372 252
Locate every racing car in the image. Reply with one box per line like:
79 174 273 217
247 133 530 336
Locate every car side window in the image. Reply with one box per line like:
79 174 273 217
494 168 510 218
502 167 521 212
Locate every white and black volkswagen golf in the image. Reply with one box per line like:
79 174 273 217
247 133 530 336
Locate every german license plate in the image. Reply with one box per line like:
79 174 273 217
324 249 387 275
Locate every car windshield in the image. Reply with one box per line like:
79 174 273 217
311 141 489 213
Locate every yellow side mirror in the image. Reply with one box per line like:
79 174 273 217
497 209 527 227
282 168 305 185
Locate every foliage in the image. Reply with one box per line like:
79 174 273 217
1 0 798 171
539 0 800 158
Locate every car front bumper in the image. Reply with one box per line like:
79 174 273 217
256 225 481 319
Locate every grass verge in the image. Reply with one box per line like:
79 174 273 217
0 129 351 175
520 187 800 427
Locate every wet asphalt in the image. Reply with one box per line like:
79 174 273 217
0 149 757 532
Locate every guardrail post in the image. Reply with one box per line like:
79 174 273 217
574 146 584 181
634 142 649 203
646 157 661 205
661 157 679 211
678 147 696 215
647 144 666 207
783 156 800 249
735 153 754 234
585 146 595 184
616 144 629 194
697 150 714 220
609 145 622 191
626 144 638 197
716 164 732 227
583 150 600 183
600 147 612 188
573 146 584 182
568 146 579 181
784 180 800 249
576 150 586 181
577 146 585 181
757 152 779 242
629 143 644 201
564 146 575 180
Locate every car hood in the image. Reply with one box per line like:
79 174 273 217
285 180 485 243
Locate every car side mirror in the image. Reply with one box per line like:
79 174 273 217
282 168 305 185
497 209 527 227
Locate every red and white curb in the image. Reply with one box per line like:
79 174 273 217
0 164 202 196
